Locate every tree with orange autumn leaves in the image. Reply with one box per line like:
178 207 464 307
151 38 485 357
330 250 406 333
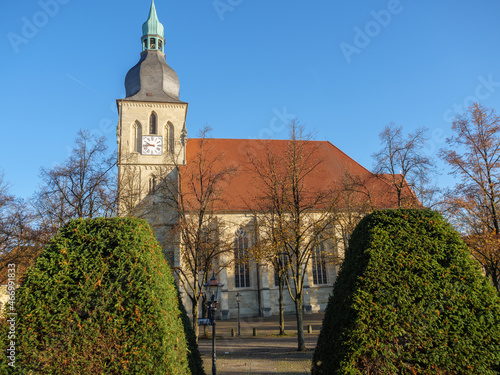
440 103 500 293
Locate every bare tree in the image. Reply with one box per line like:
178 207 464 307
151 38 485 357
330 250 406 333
33 130 117 230
0 172 46 284
0 172 15 255
439 103 500 293
117 165 146 218
147 126 237 341
336 170 378 251
250 200 289 336
247 121 339 351
244 140 289 334
372 123 434 207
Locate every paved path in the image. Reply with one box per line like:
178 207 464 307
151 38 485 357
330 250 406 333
198 313 324 375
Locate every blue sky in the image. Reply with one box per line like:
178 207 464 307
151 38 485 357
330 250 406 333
2 0 500 199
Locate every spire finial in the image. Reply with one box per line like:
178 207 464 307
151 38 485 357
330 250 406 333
142 0 164 39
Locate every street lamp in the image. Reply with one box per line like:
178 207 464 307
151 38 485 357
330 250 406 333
204 273 224 375
235 292 241 336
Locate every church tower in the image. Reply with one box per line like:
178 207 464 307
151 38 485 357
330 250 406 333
117 0 188 217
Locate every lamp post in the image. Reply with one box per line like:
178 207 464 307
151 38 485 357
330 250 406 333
235 292 241 336
204 273 224 375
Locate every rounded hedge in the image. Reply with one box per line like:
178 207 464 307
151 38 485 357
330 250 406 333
176 286 206 375
312 209 500 375
0 217 191 374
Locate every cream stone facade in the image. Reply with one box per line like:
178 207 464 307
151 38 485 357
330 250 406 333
173 212 342 320
117 101 188 165
116 101 187 213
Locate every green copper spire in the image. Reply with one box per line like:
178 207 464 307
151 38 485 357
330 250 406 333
142 0 164 38
141 0 165 53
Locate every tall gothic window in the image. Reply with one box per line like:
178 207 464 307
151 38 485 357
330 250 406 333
198 226 215 273
132 121 142 152
148 175 156 193
168 122 175 153
234 228 250 288
149 112 157 134
312 241 328 285
274 266 280 287
274 254 288 287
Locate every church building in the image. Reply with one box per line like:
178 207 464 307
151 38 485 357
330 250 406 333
116 2 416 320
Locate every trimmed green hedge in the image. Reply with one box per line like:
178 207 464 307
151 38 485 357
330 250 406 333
312 209 500 375
0 217 191 374
176 286 206 375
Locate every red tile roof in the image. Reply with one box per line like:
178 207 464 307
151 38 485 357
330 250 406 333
181 138 418 212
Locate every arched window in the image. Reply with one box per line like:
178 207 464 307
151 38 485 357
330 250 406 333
234 228 250 288
312 240 327 285
149 112 157 134
132 121 142 152
150 37 156 50
168 123 175 153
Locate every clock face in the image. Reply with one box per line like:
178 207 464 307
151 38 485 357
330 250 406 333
142 136 163 155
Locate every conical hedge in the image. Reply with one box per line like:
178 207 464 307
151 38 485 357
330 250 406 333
0 217 191 374
176 286 206 375
312 209 500 375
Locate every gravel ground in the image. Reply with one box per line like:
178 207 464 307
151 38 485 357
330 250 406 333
198 313 324 375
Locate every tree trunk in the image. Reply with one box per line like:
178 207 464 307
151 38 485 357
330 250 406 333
491 267 500 295
192 298 200 342
295 294 305 351
279 276 285 335
397 187 403 208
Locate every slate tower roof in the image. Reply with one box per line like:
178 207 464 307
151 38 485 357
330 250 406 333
124 0 182 103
